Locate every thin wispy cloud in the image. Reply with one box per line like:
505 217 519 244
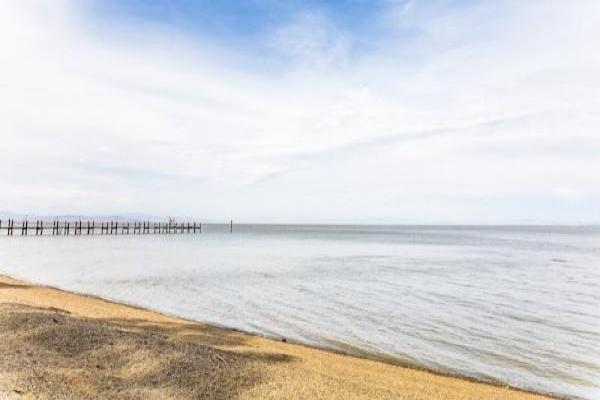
1 0 598 223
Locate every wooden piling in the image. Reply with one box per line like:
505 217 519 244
1 219 223 238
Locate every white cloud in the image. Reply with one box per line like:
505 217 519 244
0 0 599 223
267 11 352 68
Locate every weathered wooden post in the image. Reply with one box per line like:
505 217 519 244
40 221 44 235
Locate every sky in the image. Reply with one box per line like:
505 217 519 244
1 0 599 224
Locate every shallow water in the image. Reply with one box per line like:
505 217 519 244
1 225 599 399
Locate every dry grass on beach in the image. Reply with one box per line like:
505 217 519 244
0 275 553 400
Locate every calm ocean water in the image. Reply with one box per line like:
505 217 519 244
0 225 598 399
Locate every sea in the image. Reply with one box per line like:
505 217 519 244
0 225 598 399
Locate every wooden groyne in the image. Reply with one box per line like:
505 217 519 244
0 219 213 236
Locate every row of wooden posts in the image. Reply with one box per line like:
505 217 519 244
0 220 234 236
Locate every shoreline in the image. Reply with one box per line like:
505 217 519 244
0 274 556 399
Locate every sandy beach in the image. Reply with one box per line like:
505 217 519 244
0 274 554 400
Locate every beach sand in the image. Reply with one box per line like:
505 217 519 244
0 274 553 399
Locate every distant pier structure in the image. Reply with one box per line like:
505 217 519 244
0 219 231 236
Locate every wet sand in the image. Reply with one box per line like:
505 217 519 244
0 275 554 399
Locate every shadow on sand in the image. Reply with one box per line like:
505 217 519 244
0 303 295 399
